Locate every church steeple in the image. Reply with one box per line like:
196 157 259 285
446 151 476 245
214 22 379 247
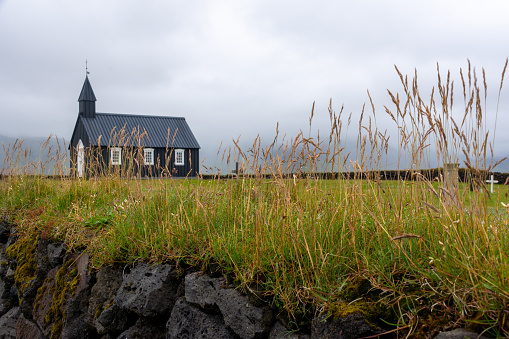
78 75 97 118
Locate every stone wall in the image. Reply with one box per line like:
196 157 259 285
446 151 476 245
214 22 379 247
0 221 491 339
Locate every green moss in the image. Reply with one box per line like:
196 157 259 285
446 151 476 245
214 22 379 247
330 300 392 329
33 284 47 313
43 259 81 339
339 277 373 302
44 266 66 325
68 271 80 297
6 232 38 295
175 267 185 280
94 304 103 320
13 262 37 292
50 322 63 339
331 301 368 319
69 268 78 278
103 298 114 311
94 297 115 320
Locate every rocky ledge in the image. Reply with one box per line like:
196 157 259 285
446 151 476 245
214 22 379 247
0 221 492 339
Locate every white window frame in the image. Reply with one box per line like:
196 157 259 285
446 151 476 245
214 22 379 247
175 149 185 166
144 148 154 165
111 147 122 165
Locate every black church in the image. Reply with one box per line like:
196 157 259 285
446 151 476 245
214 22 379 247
69 76 200 178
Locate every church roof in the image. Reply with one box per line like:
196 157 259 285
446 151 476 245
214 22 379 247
80 112 200 149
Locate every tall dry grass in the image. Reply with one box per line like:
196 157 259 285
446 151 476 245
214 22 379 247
1 61 508 337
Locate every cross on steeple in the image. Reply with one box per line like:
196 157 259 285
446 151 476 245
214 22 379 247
86 59 90 76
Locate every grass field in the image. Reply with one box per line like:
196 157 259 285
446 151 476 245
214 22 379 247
1 63 509 337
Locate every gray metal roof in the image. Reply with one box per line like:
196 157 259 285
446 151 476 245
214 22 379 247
81 113 200 149
78 76 97 102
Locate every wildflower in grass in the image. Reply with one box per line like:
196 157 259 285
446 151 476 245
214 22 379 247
428 257 440 264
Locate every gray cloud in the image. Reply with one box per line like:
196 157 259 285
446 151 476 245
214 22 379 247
1 0 508 170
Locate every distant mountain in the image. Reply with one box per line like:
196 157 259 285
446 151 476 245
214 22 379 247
0 135 69 175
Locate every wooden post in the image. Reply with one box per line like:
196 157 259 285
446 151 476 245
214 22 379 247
443 163 459 206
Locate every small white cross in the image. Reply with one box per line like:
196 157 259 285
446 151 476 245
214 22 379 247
486 174 499 193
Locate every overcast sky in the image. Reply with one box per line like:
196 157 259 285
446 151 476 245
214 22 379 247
1 0 508 170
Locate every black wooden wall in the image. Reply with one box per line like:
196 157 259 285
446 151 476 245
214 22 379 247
70 144 200 178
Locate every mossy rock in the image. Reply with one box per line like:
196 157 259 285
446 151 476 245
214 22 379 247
33 258 81 339
313 301 390 339
5 232 38 295
332 300 378 319
329 300 394 332
340 277 374 302
94 297 114 320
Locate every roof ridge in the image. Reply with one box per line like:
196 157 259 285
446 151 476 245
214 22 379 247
95 112 186 119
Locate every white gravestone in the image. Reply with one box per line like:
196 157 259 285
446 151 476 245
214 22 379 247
486 175 499 194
